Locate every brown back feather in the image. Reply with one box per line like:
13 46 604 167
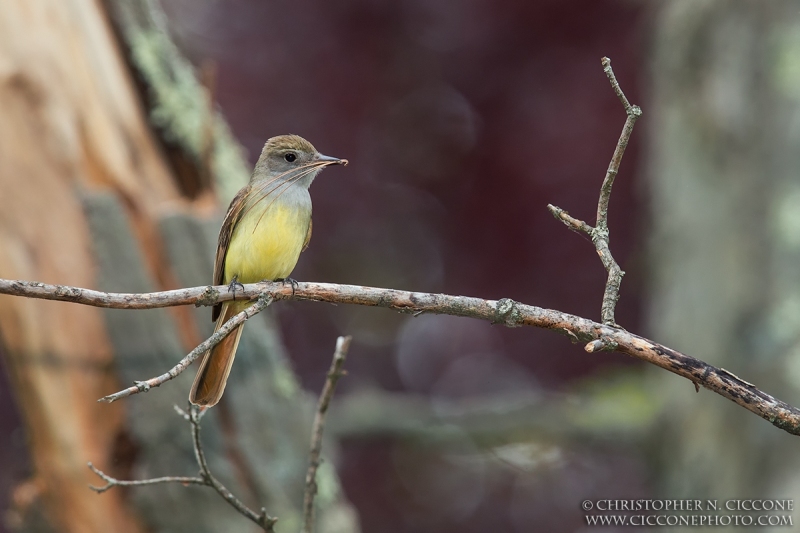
212 184 251 322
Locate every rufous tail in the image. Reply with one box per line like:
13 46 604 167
189 301 246 407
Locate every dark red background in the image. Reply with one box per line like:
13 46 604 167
0 1 650 531
165 0 646 386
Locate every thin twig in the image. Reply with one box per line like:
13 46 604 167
189 405 278 531
302 336 351 533
599 55 640 230
547 205 593 236
3 278 800 435
602 56 633 111
87 462 204 493
98 295 272 403
596 108 639 231
548 57 641 326
88 405 277 531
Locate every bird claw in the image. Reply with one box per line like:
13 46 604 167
277 277 299 296
227 275 245 300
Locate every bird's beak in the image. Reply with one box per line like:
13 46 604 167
317 153 348 166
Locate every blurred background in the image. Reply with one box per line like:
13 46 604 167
2 0 800 532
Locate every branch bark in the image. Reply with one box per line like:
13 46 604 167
2 278 800 436
548 57 641 326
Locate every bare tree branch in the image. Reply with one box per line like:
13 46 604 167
98 295 273 403
303 336 351 533
548 56 641 326
3 277 800 436
87 463 204 493
88 405 278 531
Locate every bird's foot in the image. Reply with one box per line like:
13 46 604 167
227 275 245 300
276 277 299 296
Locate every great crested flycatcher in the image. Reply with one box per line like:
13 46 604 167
189 134 347 407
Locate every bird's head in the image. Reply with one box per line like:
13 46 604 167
253 134 347 189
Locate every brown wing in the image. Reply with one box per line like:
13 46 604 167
302 217 312 251
211 184 251 321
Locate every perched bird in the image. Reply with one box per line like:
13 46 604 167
189 135 347 407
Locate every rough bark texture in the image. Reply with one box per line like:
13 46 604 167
648 0 800 512
0 1 175 530
0 1 356 532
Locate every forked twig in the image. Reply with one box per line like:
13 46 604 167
548 56 642 327
88 404 278 531
188 405 278 530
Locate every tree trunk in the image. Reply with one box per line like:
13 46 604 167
0 1 357 532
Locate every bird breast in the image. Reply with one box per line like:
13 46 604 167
224 188 312 284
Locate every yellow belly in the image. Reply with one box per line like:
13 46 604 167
224 201 310 284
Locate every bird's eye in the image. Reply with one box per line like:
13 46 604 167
284 153 297 163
